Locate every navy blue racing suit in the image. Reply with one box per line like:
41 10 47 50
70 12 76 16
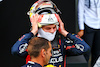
21 61 42 67
11 32 90 67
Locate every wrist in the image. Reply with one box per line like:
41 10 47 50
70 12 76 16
62 30 69 37
80 30 84 31
31 30 37 35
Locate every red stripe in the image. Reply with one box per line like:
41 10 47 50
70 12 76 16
66 46 72 50
75 35 83 41
26 55 31 64
66 45 75 50
25 49 31 64
54 14 59 22
19 35 25 41
72 45 75 48
64 55 66 67
59 38 61 45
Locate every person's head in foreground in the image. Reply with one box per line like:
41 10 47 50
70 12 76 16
27 37 52 67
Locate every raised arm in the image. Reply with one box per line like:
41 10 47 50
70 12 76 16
57 14 90 56
11 32 34 58
11 14 39 58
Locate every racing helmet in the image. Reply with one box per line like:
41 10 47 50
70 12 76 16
37 14 59 28
27 0 61 17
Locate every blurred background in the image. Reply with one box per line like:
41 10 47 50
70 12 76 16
1 0 88 67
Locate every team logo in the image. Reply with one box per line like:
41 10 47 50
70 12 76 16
75 44 84 52
48 15 54 22
19 43 28 53
49 49 63 64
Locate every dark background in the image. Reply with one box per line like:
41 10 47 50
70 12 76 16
0 0 75 67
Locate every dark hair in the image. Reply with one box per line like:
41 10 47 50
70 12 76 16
27 37 50 58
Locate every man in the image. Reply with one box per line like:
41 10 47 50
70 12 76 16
77 0 100 66
21 37 52 67
11 0 90 67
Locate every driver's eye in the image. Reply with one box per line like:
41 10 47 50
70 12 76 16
46 28 51 30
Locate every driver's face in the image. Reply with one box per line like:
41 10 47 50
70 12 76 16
42 24 57 34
